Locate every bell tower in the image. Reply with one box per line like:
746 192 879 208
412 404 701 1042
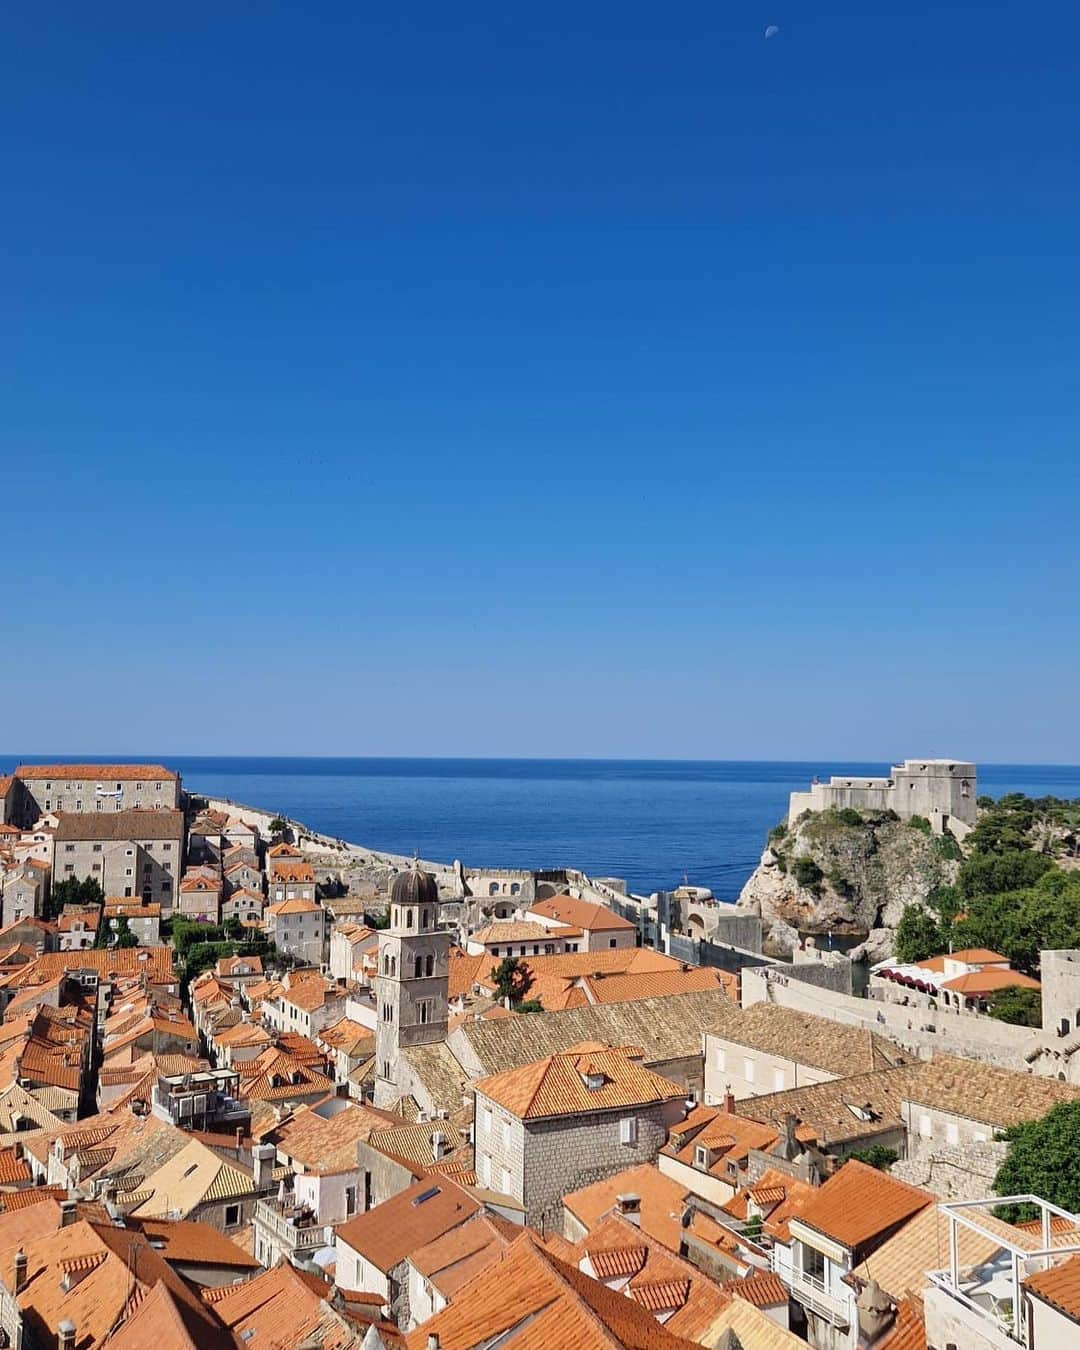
374 862 450 1108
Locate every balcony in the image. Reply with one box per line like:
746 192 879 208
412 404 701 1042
775 1253 851 1327
254 1198 332 1254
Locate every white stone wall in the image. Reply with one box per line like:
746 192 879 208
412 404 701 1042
703 1033 838 1102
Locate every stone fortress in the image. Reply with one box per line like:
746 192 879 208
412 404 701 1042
788 758 977 839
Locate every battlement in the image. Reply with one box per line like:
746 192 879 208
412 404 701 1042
788 759 977 836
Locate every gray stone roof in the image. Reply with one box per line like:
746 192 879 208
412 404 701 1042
449 987 738 1078
53 810 184 842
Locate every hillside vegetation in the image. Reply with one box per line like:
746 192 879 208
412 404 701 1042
893 793 1080 974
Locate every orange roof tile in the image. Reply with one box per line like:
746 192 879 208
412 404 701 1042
15 763 177 781
475 1045 684 1120
529 894 636 932
792 1159 933 1252
722 1270 788 1308
940 968 1041 994
1024 1253 1080 1323
337 1176 481 1272
564 1164 690 1252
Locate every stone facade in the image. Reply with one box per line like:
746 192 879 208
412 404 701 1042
473 1089 686 1232
788 759 977 838
53 810 184 910
374 872 450 1108
14 764 181 817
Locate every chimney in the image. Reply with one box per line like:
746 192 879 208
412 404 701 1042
615 1193 642 1226
253 1143 276 1189
235 1126 244 1152
13 1249 26 1292
724 1086 735 1114
431 1131 448 1162
60 1199 77 1228
427 1336 440 1350
58 1322 76 1350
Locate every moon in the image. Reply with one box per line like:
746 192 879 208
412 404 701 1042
765 25 779 39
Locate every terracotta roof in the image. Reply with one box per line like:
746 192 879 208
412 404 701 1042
878 1295 927 1350
564 1163 690 1252
336 1176 481 1272
270 862 316 884
15 763 177 781
792 1159 933 1252
277 975 346 1013
474 947 687 991
853 1202 1012 1302
215 954 263 977
238 1048 334 1102
15 947 176 984
529 894 636 932
475 1044 684 1120
722 1270 788 1308
1023 1253 1080 1324
269 1101 399 1173
266 897 321 916
940 968 1042 994
0 1146 31 1185
317 1018 373 1055
203 1261 363 1350
579 966 736 1006
127 1217 262 1269
662 1107 816 1178
267 842 303 858
404 1230 704 1349
902 1053 1080 1128
103 901 162 918
409 1211 519 1298
448 946 487 999
708 1002 910 1076
471 920 579 945
52 809 184 841
946 948 1009 964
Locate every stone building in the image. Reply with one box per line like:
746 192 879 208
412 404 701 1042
13 762 181 820
52 809 184 908
472 1043 687 1231
374 863 450 1108
263 896 326 964
788 758 977 837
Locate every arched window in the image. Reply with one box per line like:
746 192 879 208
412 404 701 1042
406 908 414 929
414 955 423 979
489 882 499 896
425 955 434 977
510 883 520 896
422 908 429 928
390 954 397 977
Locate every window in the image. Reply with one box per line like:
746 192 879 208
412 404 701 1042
224 1204 240 1228
920 1114 933 1138
695 1145 710 1169
609 938 617 948
502 1168 513 1194
774 1068 786 1092
620 1116 638 1145
92 844 102 853
76 801 82 811
715 1046 726 1070
744 1058 755 1084
163 842 172 851
91 863 101 872
345 1186 357 1217
501 1117 510 1148
418 999 432 1025
946 1122 959 1146
64 844 75 854
801 1243 826 1284
65 864 74 874
483 1106 493 1134
425 955 434 976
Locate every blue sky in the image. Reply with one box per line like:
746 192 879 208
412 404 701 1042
3 2 1078 760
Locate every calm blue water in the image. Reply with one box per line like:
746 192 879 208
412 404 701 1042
5 758 1080 900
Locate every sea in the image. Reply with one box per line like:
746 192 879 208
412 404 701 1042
6 757 1080 901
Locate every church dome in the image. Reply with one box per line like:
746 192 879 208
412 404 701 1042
390 862 439 910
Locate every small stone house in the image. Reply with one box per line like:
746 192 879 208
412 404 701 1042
472 1043 688 1231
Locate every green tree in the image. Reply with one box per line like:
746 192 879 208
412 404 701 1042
986 986 1042 1028
269 816 290 836
959 850 1053 901
893 905 944 963
44 876 103 920
490 956 535 1006
994 1102 1080 1220
792 857 824 889
113 916 138 948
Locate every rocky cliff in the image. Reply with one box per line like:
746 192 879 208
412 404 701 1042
735 808 960 961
